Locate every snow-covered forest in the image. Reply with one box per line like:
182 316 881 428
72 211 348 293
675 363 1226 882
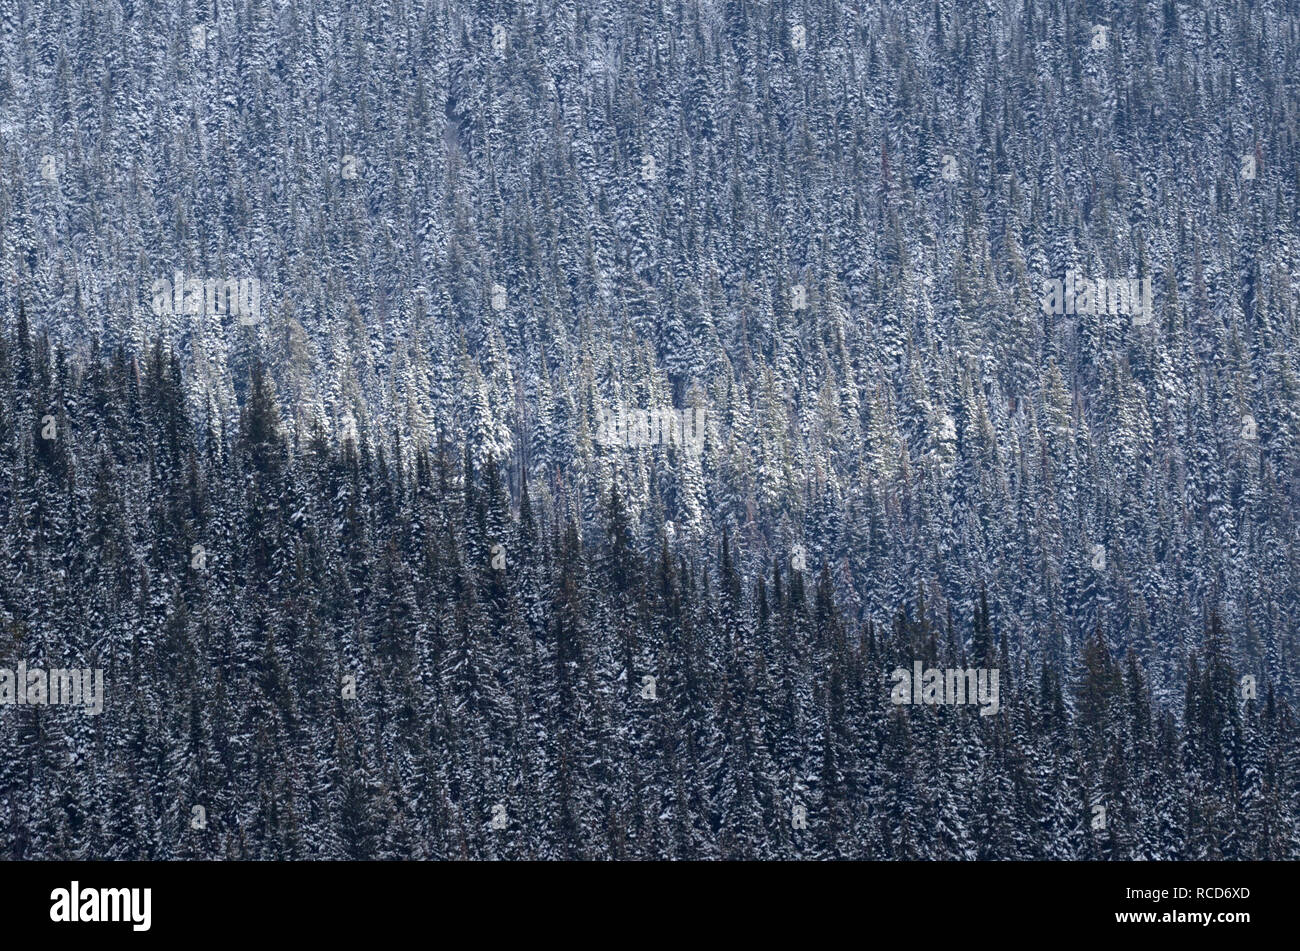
1 0 1298 857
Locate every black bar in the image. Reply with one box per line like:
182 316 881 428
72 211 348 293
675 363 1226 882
2 860 1278 939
